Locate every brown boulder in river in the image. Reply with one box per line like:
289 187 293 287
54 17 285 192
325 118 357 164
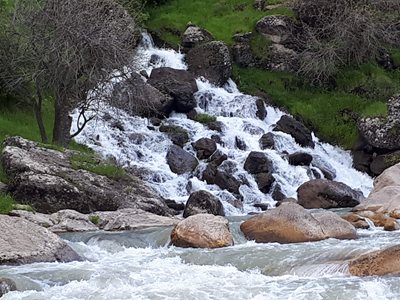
171 214 233 248
240 202 356 244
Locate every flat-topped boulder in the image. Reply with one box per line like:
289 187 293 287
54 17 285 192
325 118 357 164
0 215 81 265
171 214 233 248
1 136 171 216
240 203 356 244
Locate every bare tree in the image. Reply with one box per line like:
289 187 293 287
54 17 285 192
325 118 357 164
1 0 139 146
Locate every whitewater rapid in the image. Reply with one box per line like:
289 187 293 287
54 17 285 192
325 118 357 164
71 33 373 215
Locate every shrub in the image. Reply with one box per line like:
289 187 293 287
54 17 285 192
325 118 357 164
194 113 217 124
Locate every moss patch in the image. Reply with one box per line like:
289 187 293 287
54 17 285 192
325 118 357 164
194 113 217 124
0 193 15 214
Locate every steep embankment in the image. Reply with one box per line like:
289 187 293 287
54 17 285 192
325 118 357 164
145 0 400 149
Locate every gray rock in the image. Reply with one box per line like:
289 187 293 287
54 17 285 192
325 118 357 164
2 137 171 216
147 67 198 113
288 152 313 166
253 0 267 11
0 278 17 296
256 15 294 44
370 151 400 176
49 210 98 233
159 124 190 147
259 133 275 150
244 151 273 174
274 115 315 148
312 155 336 180
0 215 81 265
166 145 199 175
254 172 275 193
297 179 363 209
112 72 174 118
192 138 217 159
187 41 232 86
183 190 225 218
202 163 241 194
182 26 214 48
92 208 180 231
9 210 54 228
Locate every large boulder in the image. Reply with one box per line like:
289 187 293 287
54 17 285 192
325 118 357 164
166 145 199 175
0 215 81 265
240 202 356 244
1 137 171 215
112 72 174 118
147 67 198 113
244 152 273 174
358 95 400 150
353 163 400 214
274 115 315 148
349 245 400 276
186 41 232 86
288 152 313 166
170 214 233 248
182 25 214 48
183 190 224 218
297 179 363 209
192 138 217 159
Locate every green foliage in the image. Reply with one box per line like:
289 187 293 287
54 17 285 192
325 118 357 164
391 49 400 67
0 193 15 214
194 113 217 124
70 152 127 180
250 32 271 61
146 0 290 47
233 66 388 149
89 215 101 225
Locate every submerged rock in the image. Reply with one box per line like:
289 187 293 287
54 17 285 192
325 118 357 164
171 214 233 248
187 41 232 86
0 215 81 265
274 115 315 148
240 203 356 244
349 245 400 276
183 190 225 218
297 179 363 209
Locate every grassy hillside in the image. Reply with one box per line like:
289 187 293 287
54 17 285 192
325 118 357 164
146 0 400 149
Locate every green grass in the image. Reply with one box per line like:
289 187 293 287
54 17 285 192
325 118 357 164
89 215 101 225
0 193 15 214
70 152 127 180
233 66 391 149
194 113 217 124
146 0 291 47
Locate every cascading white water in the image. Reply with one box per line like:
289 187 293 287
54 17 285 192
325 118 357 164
71 33 373 215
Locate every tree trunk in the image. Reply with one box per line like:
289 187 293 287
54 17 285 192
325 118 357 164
52 94 72 147
32 87 48 143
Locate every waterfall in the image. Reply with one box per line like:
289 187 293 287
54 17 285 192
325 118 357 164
71 33 373 215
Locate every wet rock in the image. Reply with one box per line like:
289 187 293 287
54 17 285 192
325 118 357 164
311 156 336 180
240 203 356 244
341 213 370 229
254 172 275 193
0 278 17 296
254 203 269 211
355 210 391 227
165 200 185 212
147 67 198 113
207 121 225 132
49 209 98 233
244 152 273 174
274 115 315 148
259 133 275 150
0 215 81 265
352 150 373 174
171 214 233 248
256 98 267 120
192 138 217 159
288 152 313 166
2 137 171 216
92 208 180 231
187 41 232 86
182 25 214 48
390 209 400 219
159 124 189 147
202 163 241 194
149 117 162 127
349 245 400 276
166 145 199 175
272 184 287 202
384 218 399 231
297 179 363 209
235 137 247 150
112 72 174 118
207 150 228 167
275 197 297 207
243 123 265 135
183 190 225 218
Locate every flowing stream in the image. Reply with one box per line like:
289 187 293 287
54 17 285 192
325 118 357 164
1 34 394 299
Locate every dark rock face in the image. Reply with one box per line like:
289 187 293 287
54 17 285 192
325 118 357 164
207 150 228 167
166 145 199 175
182 25 214 48
259 133 275 150
187 41 232 86
256 98 267 120
2 137 171 216
159 124 190 147
192 138 217 159
297 179 363 209
183 190 225 218
370 151 400 176
235 137 247 150
0 278 17 296
244 152 273 174
112 73 174 118
288 152 313 166
202 163 241 194
147 67 198 113
312 155 336 180
207 121 225 132
272 184 286 201
165 200 185 212
274 115 315 148
0 215 81 265
254 172 275 193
